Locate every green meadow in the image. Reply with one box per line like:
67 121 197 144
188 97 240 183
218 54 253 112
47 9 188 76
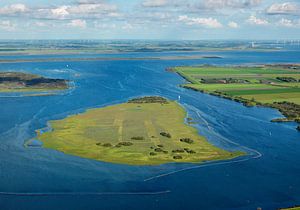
35 97 242 165
173 65 300 123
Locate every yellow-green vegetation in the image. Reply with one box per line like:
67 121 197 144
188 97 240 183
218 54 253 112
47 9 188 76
281 207 300 210
0 72 68 92
35 96 242 165
171 65 300 125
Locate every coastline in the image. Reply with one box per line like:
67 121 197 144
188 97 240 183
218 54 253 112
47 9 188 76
170 66 300 130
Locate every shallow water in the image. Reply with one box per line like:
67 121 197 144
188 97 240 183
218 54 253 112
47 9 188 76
0 50 300 210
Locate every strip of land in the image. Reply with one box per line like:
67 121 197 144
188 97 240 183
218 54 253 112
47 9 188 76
34 96 243 165
0 55 222 64
170 65 300 130
0 72 69 92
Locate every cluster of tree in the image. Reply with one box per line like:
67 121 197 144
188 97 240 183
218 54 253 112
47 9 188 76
172 148 196 154
0 72 68 88
116 142 133 147
276 77 299 83
172 149 185 153
131 136 144 140
96 142 133 148
25 78 67 87
173 155 183 160
201 78 249 84
160 132 171 138
154 147 168 154
0 76 21 82
128 96 169 104
180 138 194 144
270 101 300 120
96 143 112 147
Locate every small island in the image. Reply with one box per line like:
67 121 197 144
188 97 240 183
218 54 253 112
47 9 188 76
34 96 242 165
0 72 69 92
170 65 300 129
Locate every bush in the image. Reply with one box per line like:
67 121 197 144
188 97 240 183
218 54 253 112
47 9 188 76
128 96 169 104
154 148 164 152
173 155 183 160
172 149 185 153
184 148 196 154
149 152 157 156
131 136 144 140
157 144 164 148
116 142 133 147
180 138 194 144
102 143 112 147
160 132 171 138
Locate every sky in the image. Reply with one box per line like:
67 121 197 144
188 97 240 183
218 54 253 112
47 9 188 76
0 0 299 40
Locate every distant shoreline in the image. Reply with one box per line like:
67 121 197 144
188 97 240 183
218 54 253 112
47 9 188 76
0 55 222 63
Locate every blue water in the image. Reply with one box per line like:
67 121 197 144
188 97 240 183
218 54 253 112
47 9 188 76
0 51 299 210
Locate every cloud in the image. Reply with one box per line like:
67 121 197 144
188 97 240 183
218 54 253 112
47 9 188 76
278 18 294 27
247 15 268 25
1 0 120 20
178 15 223 28
204 0 262 9
228 21 239 28
266 2 300 16
0 4 28 15
142 0 169 7
68 19 86 28
51 6 70 19
0 20 15 31
277 18 300 27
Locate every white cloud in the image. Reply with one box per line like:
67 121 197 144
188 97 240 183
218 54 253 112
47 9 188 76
178 15 223 28
51 6 70 19
267 2 300 15
247 15 268 25
0 4 28 15
228 21 239 28
142 0 169 7
204 0 262 9
68 19 86 28
0 20 15 31
277 18 300 27
24 1 119 20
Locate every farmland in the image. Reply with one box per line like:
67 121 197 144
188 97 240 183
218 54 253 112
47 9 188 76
171 65 300 125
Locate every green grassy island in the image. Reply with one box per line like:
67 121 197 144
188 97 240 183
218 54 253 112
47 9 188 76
0 72 69 92
35 96 242 165
170 65 300 128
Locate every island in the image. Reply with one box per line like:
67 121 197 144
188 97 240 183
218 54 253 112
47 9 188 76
0 72 69 92
169 65 300 129
281 207 300 210
33 96 243 165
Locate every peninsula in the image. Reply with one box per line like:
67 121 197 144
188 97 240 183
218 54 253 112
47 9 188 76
170 65 300 129
0 72 69 92
34 96 242 165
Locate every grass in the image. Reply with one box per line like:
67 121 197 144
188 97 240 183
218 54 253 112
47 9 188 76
35 97 242 165
172 65 300 124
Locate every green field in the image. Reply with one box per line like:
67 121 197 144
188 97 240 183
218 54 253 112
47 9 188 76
173 65 300 123
34 97 242 165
